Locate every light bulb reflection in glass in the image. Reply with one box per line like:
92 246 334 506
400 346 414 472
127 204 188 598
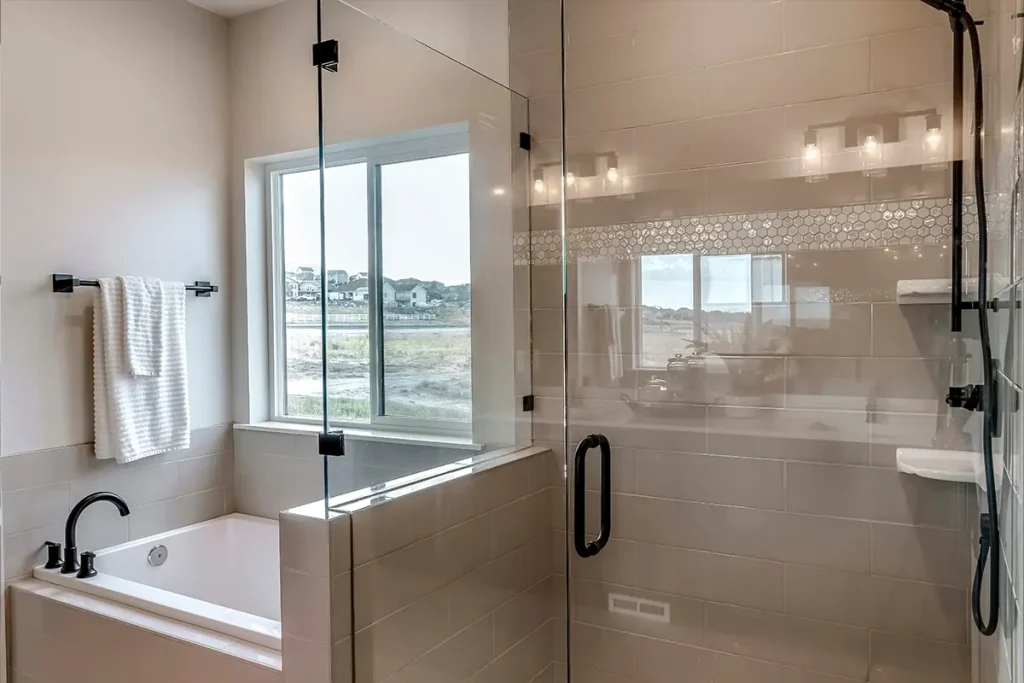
922 114 946 170
858 123 886 177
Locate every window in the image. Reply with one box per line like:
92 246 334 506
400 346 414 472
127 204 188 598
269 127 471 434
638 253 785 366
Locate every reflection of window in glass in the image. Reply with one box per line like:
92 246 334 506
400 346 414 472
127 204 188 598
639 253 788 364
281 164 369 421
702 255 753 312
638 254 696 367
381 154 472 422
752 255 786 304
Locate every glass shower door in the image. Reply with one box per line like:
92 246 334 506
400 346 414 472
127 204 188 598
552 1 977 683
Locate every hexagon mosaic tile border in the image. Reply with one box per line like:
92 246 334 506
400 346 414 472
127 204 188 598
515 197 981 265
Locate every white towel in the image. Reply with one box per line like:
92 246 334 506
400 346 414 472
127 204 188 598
121 275 164 377
94 278 191 463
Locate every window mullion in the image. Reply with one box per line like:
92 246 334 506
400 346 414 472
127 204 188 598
367 160 384 425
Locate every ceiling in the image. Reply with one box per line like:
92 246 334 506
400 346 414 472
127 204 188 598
186 0 288 18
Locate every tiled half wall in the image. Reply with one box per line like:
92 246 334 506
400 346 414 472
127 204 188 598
278 447 557 683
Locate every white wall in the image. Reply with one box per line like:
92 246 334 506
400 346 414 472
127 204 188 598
1 0 232 455
344 0 509 87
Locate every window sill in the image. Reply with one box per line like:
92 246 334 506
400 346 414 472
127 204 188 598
233 422 485 452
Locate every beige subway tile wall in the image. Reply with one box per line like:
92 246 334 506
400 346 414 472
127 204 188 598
335 449 555 683
517 2 997 683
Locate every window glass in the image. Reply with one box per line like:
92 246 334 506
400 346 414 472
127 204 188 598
379 154 472 422
281 163 369 421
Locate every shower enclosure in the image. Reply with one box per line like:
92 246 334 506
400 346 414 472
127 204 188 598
309 1 1023 683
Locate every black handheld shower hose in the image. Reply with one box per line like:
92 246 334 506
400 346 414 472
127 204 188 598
920 0 1000 637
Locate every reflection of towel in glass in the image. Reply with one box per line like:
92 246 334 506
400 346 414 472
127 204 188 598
581 304 623 386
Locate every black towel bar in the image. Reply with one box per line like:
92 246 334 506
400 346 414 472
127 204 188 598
52 274 218 297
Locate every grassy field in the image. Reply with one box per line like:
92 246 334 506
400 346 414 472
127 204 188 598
285 326 472 422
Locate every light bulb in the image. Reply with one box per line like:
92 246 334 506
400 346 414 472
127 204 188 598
533 178 545 193
801 129 826 182
922 113 946 170
605 153 620 184
492 187 506 196
566 172 576 186
857 124 885 177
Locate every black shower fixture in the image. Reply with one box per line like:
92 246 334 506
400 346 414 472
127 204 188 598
915 0 1000 639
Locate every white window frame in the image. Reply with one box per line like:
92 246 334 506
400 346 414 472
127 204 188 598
266 124 471 436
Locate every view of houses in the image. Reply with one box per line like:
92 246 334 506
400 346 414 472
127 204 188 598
284 267 469 310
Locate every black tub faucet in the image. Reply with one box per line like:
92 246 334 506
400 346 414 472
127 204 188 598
62 492 130 575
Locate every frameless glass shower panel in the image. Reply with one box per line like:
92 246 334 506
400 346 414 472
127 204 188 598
553 1 976 682
313 0 532 499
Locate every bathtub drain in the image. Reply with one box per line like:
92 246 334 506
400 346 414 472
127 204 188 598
148 545 168 566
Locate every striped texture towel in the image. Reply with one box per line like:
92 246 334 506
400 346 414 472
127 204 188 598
121 276 164 377
94 277 191 462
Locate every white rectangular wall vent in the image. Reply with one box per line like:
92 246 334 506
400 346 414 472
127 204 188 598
607 593 670 623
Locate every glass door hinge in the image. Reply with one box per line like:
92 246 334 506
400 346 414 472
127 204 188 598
519 132 532 151
522 395 535 412
313 40 339 72
319 430 345 456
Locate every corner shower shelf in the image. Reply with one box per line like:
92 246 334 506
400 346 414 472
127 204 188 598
895 276 1009 305
896 278 979 305
896 447 978 483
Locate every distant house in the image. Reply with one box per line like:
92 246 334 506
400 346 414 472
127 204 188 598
284 275 300 299
295 266 316 282
328 270 349 286
298 281 319 297
338 278 395 303
394 283 429 308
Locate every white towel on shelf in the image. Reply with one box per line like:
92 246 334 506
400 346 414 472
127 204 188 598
121 275 164 377
94 277 191 463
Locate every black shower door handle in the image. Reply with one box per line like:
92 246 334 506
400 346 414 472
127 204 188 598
573 433 612 558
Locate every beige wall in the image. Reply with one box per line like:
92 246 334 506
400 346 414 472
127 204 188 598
0 0 232 456
343 0 509 87
518 2 996 683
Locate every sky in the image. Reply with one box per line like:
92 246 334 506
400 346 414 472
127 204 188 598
641 253 757 313
282 153 471 285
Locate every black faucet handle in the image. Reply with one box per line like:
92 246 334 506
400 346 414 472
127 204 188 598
60 545 79 575
44 541 62 569
76 551 97 579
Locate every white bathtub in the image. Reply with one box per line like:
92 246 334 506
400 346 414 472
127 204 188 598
32 513 281 650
